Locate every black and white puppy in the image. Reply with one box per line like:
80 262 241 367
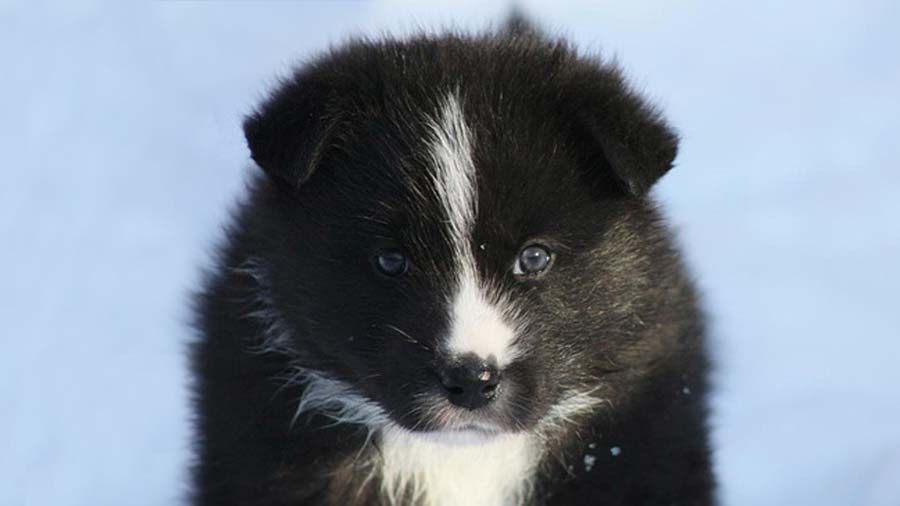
191 17 715 506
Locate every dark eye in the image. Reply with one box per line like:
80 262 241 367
514 245 552 276
375 250 409 277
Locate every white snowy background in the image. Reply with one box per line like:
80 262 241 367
2 1 898 505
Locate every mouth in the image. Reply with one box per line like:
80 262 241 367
387 382 541 437
413 422 507 446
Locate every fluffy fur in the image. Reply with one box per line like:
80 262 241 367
191 16 715 506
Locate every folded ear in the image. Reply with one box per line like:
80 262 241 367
567 65 679 196
243 71 343 187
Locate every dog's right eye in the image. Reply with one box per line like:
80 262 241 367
375 250 409 277
513 244 552 277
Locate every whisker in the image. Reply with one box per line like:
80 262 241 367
381 324 432 351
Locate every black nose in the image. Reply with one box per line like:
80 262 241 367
437 355 501 410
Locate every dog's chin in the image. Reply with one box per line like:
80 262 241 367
413 423 507 446
389 408 522 442
386 404 520 445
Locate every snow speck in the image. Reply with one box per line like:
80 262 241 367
682 386 691 395
588 442 597 449
610 446 622 456
583 454 596 472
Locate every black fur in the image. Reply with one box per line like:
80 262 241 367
192 18 714 506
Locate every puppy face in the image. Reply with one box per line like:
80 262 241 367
240 33 680 439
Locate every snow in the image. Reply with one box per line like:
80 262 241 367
583 454 597 472
2 1 898 505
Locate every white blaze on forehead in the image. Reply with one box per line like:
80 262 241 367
428 91 477 249
427 91 519 366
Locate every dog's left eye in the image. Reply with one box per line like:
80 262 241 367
375 250 409 277
513 245 552 276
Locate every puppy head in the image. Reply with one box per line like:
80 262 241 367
239 28 684 439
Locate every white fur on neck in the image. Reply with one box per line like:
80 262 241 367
377 424 538 506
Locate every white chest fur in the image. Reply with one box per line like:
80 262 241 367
376 426 539 506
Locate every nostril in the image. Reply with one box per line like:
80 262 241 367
446 385 465 395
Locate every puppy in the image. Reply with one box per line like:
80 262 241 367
191 17 715 506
